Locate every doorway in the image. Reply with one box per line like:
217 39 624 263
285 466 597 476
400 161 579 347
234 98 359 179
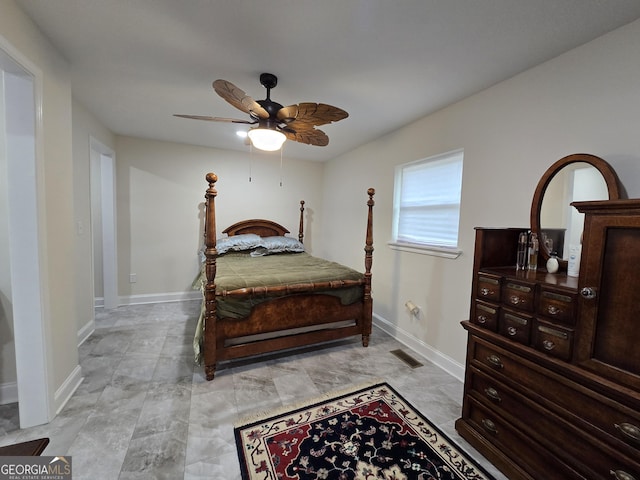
0 37 52 428
90 138 117 310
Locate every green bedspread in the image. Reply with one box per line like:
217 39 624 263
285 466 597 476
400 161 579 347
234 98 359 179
219 251 361 290
192 252 365 364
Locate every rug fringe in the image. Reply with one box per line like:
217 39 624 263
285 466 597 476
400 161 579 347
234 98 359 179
234 378 385 428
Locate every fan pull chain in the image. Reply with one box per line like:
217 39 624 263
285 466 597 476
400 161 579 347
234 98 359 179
279 148 283 187
248 143 252 182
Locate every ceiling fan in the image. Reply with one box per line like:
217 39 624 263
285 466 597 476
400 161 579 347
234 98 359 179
174 73 348 151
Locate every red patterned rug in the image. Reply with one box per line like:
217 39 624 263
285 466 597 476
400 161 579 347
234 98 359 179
234 382 495 480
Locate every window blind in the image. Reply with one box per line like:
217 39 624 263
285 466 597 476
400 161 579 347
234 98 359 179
395 151 463 248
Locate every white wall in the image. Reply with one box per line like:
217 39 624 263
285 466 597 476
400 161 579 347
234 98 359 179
322 19 640 377
115 136 324 302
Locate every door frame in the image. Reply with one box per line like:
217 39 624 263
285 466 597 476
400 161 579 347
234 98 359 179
1 34 53 428
90 137 118 310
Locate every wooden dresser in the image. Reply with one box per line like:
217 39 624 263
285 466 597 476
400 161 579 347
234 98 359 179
455 200 640 480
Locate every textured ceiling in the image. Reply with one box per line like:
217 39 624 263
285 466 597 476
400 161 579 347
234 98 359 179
17 0 640 161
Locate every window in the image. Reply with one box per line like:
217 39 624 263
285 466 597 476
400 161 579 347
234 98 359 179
390 149 463 258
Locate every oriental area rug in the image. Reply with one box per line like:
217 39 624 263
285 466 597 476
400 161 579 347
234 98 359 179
234 382 496 480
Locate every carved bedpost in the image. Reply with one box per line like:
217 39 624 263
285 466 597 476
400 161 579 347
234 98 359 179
298 200 305 244
362 188 375 347
204 173 218 380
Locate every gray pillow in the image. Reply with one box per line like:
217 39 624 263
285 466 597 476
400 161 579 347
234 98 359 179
250 236 304 256
216 233 263 254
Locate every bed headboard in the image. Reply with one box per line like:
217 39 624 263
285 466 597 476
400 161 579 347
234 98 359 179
222 198 306 243
223 219 290 238
203 173 306 249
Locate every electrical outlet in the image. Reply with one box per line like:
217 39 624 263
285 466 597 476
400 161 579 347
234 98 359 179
129 273 137 283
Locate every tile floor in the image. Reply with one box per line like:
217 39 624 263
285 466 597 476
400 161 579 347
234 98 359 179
0 301 507 479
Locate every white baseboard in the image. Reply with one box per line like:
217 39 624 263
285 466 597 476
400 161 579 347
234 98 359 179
54 365 83 415
373 313 465 382
0 381 18 405
77 320 95 346
3 364 84 411
100 291 201 307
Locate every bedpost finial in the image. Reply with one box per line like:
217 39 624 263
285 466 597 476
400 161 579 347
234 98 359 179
206 172 218 185
367 188 375 197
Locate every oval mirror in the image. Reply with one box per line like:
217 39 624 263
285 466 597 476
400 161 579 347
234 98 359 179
530 153 621 270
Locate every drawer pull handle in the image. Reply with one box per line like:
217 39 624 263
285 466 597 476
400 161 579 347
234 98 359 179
507 326 517 336
542 340 556 351
486 354 504 369
481 418 498 434
509 295 523 305
484 387 501 403
547 305 560 315
610 470 636 480
614 423 640 444
477 315 487 324
480 288 494 297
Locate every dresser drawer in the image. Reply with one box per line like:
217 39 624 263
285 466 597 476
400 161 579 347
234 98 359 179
533 319 574 361
476 273 501 302
537 287 577 325
499 308 532 345
469 366 529 415
466 372 640 480
464 397 580 480
470 336 640 460
501 280 535 312
471 300 499 331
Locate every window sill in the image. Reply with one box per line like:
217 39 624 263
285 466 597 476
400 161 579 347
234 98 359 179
387 241 462 259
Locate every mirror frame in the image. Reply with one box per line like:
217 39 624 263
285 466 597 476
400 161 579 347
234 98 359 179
530 153 621 270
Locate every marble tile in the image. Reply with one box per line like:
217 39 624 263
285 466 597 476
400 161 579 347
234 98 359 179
189 389 238 429
152 355 195 383
119 425 188 479
184 422 238 471
94 383 148 416
184 449 242 480
66 410 139 479
272 371 321 404
160 334 195 357
0 403 20 436
1 302 508 480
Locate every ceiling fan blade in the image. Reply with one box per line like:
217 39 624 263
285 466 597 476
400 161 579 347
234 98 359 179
213 79 269 119
282 126 329 146
277 103 348 126
173 114 255 124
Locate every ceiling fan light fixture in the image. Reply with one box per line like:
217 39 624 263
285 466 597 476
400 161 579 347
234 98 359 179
247 127 286 151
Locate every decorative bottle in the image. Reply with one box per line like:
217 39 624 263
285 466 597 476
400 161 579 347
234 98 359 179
516 231 528 270
528 233 539 271
567 244 581 277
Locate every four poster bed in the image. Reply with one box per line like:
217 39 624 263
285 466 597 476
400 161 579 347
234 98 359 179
194 173 375 380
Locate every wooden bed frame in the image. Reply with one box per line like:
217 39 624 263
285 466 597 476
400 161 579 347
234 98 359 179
202 172 375 380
